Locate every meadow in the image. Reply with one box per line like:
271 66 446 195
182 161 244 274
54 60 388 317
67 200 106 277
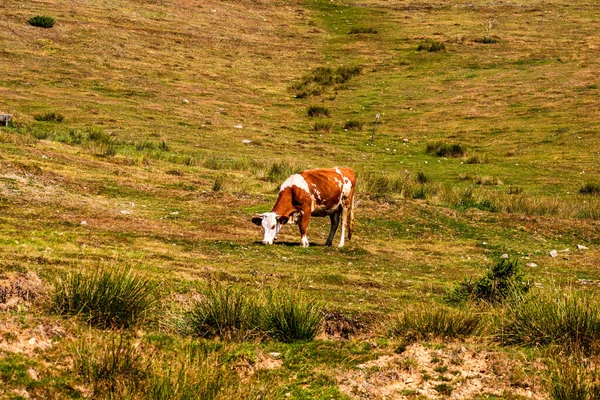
1 0 600 398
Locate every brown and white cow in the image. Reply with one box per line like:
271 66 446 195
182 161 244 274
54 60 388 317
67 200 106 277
252 167 356 247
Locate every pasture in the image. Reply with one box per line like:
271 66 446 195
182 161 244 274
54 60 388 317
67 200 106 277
1 0 600 398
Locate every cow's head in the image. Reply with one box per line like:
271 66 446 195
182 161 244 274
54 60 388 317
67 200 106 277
252 212 289 244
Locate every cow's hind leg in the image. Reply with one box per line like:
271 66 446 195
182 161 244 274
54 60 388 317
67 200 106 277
325 212 341 246
338 207 348 247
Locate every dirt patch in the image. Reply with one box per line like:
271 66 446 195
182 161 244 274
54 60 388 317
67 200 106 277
0 317 65 356
323 310 375 340
0 270 46 311
338 342 545 399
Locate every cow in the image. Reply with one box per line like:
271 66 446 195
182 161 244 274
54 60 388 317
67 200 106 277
252 167 356 247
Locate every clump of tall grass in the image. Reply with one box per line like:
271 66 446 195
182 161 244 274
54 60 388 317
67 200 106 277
579 183 600 195
85 127 117 156
359 171 407 197
265 161 301 182
291 65 362 98
28 15 55 28
387 304 482 342
50 266 158 329
417 40 446 52
464 153 489 164
264 290 323 343
33 112 64 122
307 105 330 117
498 288 600 353
188 285 323 342
446 259 531 305
212 175 225 192
313 120 333 133
474 175 502 186
343 120 363 130
546 352 600 400
425 141 465 157
349 27 378 34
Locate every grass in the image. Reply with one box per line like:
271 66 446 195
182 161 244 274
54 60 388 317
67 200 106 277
313 120 333 132
349 27 377 34
2 0 600 397
50 266 158 329
425 141 466 157
33 112 64 122
343 119 363 130
28 15 55 28
579 182 600 195
307 105 330 117
417 40 446 52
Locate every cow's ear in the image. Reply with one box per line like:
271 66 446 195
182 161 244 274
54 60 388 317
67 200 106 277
251 215 263 226
277 215 289 225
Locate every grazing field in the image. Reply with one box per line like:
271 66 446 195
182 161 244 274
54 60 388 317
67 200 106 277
1 0 600 398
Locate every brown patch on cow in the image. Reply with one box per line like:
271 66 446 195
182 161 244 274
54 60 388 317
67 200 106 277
0 270 46 312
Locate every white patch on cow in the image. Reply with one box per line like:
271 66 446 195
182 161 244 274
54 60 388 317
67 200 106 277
301 235 309 247
258 212 279 245
342 176 352 197
333 177 342 188
335 167 342 175
280 174 310 194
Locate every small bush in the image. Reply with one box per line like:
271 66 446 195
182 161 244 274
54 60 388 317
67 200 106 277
343 120 363 130
416 172 429 184
387 304 482 341
50 266 158 328
33 112 64 122
499 288 600 353
307 105 330 117
349 27 378 34
464 154 488 164
417 40 446 52
291 65 362 98
425 141 465 157
212 175 225 192
28 15 55 28
412 185 427 199
446 259 531 305
580 183 600 195
264 290 323 343
313 120 333 133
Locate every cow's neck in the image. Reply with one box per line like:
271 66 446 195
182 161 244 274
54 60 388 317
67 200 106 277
271 187 300 217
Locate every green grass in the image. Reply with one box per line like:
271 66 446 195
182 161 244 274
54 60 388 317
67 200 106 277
28 15 55 28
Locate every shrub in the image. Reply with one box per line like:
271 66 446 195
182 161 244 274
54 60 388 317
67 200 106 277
446 259 531 304
307 105 330 118
33 112 64 122
499 288 600 353
313 120 333 133
343 120 363 130
425 141 465 157
264 290 323 342
50 266 158 328
349 27 378 34
417 40 446 52
579 183 600 195
291 65 362 98
28 15 55 28
387 304 482 341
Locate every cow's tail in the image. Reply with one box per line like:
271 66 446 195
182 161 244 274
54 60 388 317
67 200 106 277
348 197 354 240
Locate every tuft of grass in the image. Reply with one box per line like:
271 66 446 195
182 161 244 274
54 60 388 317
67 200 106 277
28 15 55 28
265 161 300 182
343 120 363 130
136 140 156 151
499 288 600 353
579 182 600 195
158 140 170 151
446 259 531 305
187 285 262 340
416 172 429 184
474 176 503 186
212 175 225 192
417 40 446 52
464 153 489 164
50 266 158 329
349 27 378 34
360 171 407 197
313 120 333 133
547 353 600 400
33 112 64 122
291 65 362 98
307 105 330 117
425 141 465 157
263 290 323 343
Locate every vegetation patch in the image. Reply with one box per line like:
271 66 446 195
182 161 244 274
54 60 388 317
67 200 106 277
425 141 466 157
343 119 363 130
349 27 378 34
446 259 531 305
307 105 330 117
50 266 158 329
417 40 446 52
33 112 64 122
290 65 362 98
579 182 600 195
28 15 55 28
313 120 333 132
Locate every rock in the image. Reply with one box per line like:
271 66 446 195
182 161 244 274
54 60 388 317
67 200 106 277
242 139 252 144
403 138 409 143
577 244 589 250
357 364 366 370
234 124 244 129
500 253 509 259
549 250 558 257
182 99 189 104
120 210 131 215
80 221 87 225
559 248 570 253
269 352 281 359
526 263 538 267
405 377 414 384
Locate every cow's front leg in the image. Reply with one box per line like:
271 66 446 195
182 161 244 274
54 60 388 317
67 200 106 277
298 209 311 247
325 212 340 246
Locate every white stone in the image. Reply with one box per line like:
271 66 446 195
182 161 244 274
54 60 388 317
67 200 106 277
234 124 244 129
80 221 87 225
549 250 558 257
242 139 252 144
500 253 509 259
526 263 538 267
269 352 281 359
577 244 589 250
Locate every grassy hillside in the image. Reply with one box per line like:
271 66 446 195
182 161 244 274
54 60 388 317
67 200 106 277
1 0 600 398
